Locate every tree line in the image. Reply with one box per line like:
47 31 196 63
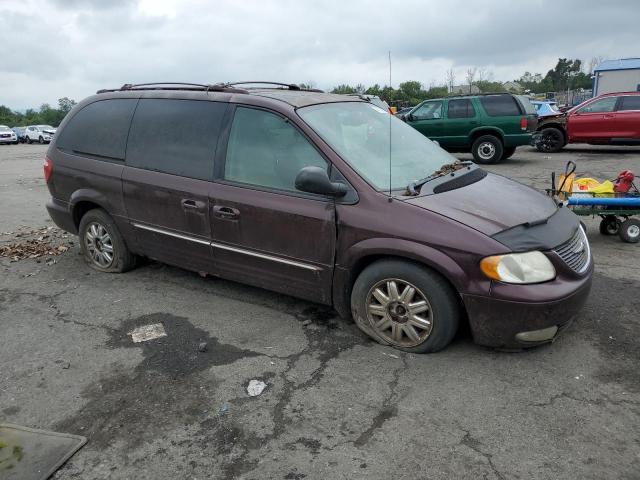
327 57 597 107
0 57 601 123
0 97 77 127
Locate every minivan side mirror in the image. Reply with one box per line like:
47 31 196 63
295 166 348 197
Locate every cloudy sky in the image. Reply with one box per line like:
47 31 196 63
1 0 639 109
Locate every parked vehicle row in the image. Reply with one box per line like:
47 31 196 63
44 82 592 354
0 125 57 145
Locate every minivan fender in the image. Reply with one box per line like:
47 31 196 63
332 237 469 318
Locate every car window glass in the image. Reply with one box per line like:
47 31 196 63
224 107 327 192
447 99 475 118
479 95 522 116
578 97 617 113
127 99 226 180
56 99 137 160
618 96 640 111
411 101 443 120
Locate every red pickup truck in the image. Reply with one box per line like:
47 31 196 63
533 92 640 152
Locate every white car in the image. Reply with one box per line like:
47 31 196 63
0 125 18 144
24 125 57 144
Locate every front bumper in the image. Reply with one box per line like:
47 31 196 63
462 270 593 348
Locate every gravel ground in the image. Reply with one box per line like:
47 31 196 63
1 143 639 480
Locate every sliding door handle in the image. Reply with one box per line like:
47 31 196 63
213 205 240 220
181 199 206 211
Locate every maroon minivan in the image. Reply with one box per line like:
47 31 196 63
44 82 593 353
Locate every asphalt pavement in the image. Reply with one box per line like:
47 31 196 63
1 143 639 479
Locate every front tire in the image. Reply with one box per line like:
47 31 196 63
472 135 503 164
535 127 565 153
619 219 640 243
38 136 44 144
79 209 137 272
351 259 460 353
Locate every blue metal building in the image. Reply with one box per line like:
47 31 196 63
593 58 640 96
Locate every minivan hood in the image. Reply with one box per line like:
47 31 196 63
404 172 558 236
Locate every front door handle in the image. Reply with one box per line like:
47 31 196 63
181 199 206 211
213 205 240 220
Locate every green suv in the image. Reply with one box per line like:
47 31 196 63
403 93 538 164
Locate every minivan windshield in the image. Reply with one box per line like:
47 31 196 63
298 102 458 192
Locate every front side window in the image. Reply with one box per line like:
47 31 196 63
298 102 458 192
447 99 475 119
578 97 617 114
411 101 443 120
127 99 226 180
224 107 327 192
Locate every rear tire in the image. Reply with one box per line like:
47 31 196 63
501 146 517 160
535 127 565 153
79 209 137 273
472 135 503 164
619 219 640 243
26 136 32 144
351 259 460 353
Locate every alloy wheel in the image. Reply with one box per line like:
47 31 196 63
84 222 114 268
477 141 496 161
366 278 433 347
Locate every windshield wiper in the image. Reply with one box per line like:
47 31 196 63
406 161 473 196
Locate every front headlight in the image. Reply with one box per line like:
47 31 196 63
480 251 556 284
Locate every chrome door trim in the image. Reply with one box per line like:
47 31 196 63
211 242 321 271
132 222 322 271
132 222 210 246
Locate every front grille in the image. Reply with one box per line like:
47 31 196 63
0 134 10 138
554 227 590 274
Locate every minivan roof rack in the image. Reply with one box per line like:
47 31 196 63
96 82 250 94
96 81 323 95
216 81 324 93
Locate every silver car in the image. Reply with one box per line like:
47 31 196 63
0 125 18 144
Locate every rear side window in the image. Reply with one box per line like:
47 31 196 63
447 99 475 118
479 95 523 116
618 96 640 111
56 99 137 160
224 107 327 192
127 99 226 181
515 95 537 115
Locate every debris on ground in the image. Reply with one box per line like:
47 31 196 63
130 323 167 343
247 379 267 397
198 342 208 352
301 319 312 327
218 404 230 416
0 226 72 262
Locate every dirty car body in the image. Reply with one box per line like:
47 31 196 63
44 82 593 352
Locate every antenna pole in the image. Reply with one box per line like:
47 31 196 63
388 51 392 201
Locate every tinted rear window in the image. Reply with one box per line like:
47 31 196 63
56 99 137 160
479 95 523 116
516 95 537 115
447 99 475 118
126 99 226 181
618 96 640 111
